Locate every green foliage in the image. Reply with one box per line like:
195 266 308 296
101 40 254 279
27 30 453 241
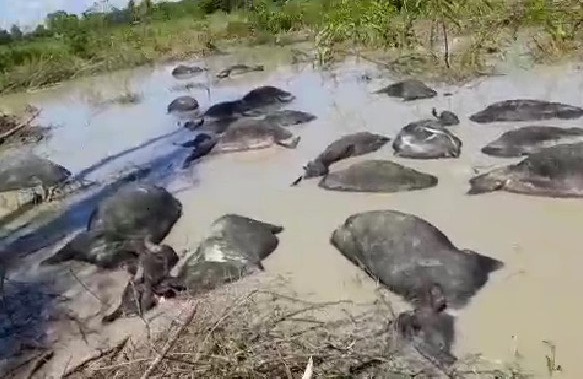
0 0 583 93
316 0 405 48
247 0 325 34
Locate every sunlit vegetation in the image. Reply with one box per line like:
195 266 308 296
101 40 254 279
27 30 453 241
1 0 582 93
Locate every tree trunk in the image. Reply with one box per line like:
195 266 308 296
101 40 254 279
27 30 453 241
442 21 450 68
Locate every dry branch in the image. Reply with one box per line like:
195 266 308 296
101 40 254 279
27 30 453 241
139 302 198 379
59 276 520 378
25 350 54 379
63 336 130 377
0 107 41 143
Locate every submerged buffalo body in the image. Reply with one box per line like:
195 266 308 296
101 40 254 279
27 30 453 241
469 142 583 197
213 120 300 152
470 99 583 123
216 64 265 79
432 108 460 126
171 65 207 79
481 126 583 157
393 120 462 159
204 100 246 119
238 85 296 116
0 153 73 206
167 96 200 113
0 153 71 193
293 132 391 185
44 184 183 268
375 79 437 101
102 243 180 323
177 214 283 291
180 119 301 168
262 110 317 127
319 160 438 193
395 283 456 366
330 210 503 308
201 86 296 125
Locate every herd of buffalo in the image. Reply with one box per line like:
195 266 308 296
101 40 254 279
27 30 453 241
4 63 583 368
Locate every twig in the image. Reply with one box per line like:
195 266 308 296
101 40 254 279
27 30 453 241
25 350 54 379
275 300 353 323
93 358 151 371
139 302 198 379
63 336 130 377
67 267 109 307
3 352 44 378
256 290 318 305
193 290 259 362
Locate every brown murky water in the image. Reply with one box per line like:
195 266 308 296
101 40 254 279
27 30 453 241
2 45 583 377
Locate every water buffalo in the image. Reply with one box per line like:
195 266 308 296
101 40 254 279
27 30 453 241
43 184 182 268
0 153 71 202
204 100 246 119
393 120 462 159
374 79 437 101
318 160 438 193
176 214 283 291
238 85 296 116
292 132 391 185
330 210 503 308
167 96 200 113
481 126 583 158
180 119 301 169
201 86 296 123
216 64 265 79
191 108 313 135
469 142 583 197
102 240 180 323
469 99 583 123
432 108 460 126
395 283 456 366
171 65 208 79
262 110 317 127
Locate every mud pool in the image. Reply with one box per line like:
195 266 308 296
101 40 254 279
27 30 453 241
2 44 583 377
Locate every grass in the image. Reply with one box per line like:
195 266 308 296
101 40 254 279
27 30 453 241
0 0 582 94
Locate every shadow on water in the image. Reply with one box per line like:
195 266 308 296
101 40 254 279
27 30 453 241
0 278 58 360
1 132 200 257
0 129 183 233
72 128 183 182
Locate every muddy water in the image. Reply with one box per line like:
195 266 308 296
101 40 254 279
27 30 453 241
2 45 583 377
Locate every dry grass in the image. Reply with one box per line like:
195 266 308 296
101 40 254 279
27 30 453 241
57 276 524 379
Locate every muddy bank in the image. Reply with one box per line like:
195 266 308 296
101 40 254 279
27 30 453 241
1 45 583 377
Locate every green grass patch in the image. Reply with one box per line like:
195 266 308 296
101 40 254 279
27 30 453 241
0 0 582 93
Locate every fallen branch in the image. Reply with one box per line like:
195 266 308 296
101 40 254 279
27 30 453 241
139 302 198 379
0 108 41 143
25 350 54 379
3 352 44 378
67 267 109 307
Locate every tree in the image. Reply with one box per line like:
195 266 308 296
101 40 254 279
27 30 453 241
10 24 23 40
47 10 80 35
0 29 11 45
32 24 53 38
127 0 137 21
